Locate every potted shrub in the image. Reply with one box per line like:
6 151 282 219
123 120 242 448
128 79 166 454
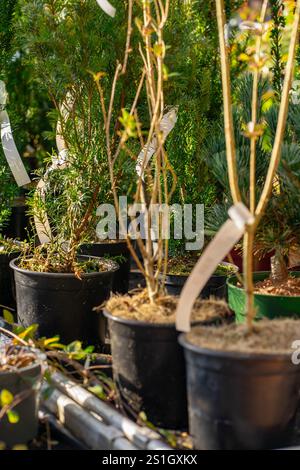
0 344 43 447
94 0 234 431
10 0 127 345
177 0 300 449
15 0 155 299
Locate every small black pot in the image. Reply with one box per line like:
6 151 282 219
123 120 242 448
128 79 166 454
79 241 131 294
104 310 187 430
0 251 20 310
3 204 29 241
128 269 146 291
10 256 118 345
0 348 43 447
179 335 300 450
163 262 238 299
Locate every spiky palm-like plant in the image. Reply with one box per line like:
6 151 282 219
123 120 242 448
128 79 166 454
205 74 300 284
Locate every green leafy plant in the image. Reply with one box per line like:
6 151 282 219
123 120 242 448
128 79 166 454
14 0 132 271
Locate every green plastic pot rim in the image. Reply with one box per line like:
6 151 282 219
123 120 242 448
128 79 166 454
178 333 297 361
10 255 119 279
227 271 300 300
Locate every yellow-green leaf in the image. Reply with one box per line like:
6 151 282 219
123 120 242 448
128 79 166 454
18 324 38 340
238 53 250 62
153 43 163 57
0 389 13 406
43 336 60 346
12 444 27 450
3 309 14 324
88 385 106 400
7 409 19 424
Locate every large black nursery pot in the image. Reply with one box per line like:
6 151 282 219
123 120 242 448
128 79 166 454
79 241 131 294
104 310 229 430
0 250 20 310
0 347 43 447
163 261 238 299
104 311 188 430
10 256 118 345
179 335 300 450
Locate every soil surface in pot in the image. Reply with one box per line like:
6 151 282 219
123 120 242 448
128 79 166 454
105 289 230 324
186 319 300 354
254 276 300 296
19 255 114 275
0 344 37 371
164 253 236 276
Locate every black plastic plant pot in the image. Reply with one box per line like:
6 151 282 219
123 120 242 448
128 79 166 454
0 251 20 310
3 203 29 241
163 262 238 299
0 348 43 447
179 334 300 450
10 256 119 345
228 272 300 323
79 241 131 294
129 269 146 291
104 310 188 430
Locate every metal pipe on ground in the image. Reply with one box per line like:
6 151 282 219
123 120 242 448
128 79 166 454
50 371 172 450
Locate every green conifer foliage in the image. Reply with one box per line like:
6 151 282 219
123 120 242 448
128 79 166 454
12 0 228 247
0 0 18 230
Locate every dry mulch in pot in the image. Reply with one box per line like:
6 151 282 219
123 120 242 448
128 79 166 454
254 276 300 296
187 319 300 354
0 345 37 372
104 289 230 324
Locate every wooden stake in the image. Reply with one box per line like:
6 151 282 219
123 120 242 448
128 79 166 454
216 0 241 204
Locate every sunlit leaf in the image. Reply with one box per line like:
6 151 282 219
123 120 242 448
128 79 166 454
0 389 13 406
18 324 38 340
2 309 14 324
7 409 19 424
43 336 60 346
12 444 27 450
88 385 106 400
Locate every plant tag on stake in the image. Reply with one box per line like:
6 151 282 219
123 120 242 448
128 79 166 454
135 107 178 255
0 81 31 187
96 0 116 17
136 107 178 179
175 203 254 332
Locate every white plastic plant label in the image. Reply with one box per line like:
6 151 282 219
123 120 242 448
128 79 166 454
0 81 31 187
96 0 116 17
175 202 254 332
136 107 178 179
